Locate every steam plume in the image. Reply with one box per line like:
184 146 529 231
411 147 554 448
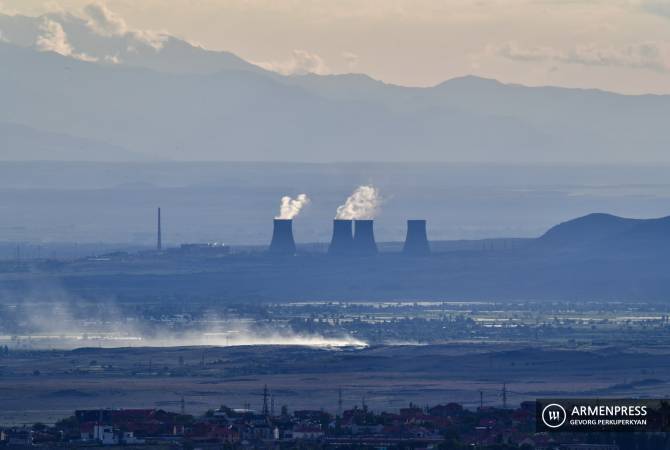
276 193 310 220
336 185 381 220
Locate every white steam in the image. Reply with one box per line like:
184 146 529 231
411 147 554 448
335 185 381 220
275 193 310 220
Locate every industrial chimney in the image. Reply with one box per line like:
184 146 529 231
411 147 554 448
269 219 296 255
403 220 430 255
328 219 355 256
157 207 162 251
353 220 378 255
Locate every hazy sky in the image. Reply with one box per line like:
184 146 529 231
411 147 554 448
2 0 670 94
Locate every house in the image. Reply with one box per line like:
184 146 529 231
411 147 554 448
4 429 33 447
560 445 619 450
292 425 325 440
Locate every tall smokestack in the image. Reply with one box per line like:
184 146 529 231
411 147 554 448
353 220 378 255
328 219 354 256
403 220 430 255
157 207 162 251
269 219 296 255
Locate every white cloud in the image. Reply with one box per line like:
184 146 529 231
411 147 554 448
36 17 97 61
254 49 330 75
83 1 167 51
494 40 669 72
103 53 121 64
130 29 167 50
83 1 127 36
496 41 558 62
36 18 71 55
567 42 667 72
342 51 359 71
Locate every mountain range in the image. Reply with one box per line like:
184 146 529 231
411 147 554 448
1 11 670 163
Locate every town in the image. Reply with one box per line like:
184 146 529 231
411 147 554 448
1 395 654 449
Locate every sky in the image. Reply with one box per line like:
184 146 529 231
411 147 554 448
1 0 670 94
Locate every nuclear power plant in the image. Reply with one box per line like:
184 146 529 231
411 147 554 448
403 220 431 255
328 219 355 255
268 218 431 256
269 219 297 255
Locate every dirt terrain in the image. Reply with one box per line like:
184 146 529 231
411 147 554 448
1 342 668 425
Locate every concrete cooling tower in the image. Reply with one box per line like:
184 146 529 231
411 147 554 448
269 219 296 255
329 219 355 255
353 220 378 255
403 219 431 255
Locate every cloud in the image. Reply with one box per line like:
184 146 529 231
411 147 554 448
496 41 558 62
494 40 668 72
103 53 121 64
566 42 667 72
254 49 330 75
342 51 360 71
83 1 127 36
83 1 167 50
36 17 97 62
640 0 670 19
36 18 71 55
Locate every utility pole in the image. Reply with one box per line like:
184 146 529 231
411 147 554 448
338 388 343 416
180 396 185 415
262 384 269 416
479 391 484 410
502 383 508 409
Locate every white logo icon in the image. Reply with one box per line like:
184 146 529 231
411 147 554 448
542 403 567 428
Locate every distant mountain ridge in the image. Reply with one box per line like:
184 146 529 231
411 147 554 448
0 122 143 161
0 12 264 75
540 213 640 245
538 213 670 255
1 11 670 163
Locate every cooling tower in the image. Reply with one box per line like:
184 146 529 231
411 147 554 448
328 219 355 255
353 220 378 255
403 219 431 255
269 219 296 255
